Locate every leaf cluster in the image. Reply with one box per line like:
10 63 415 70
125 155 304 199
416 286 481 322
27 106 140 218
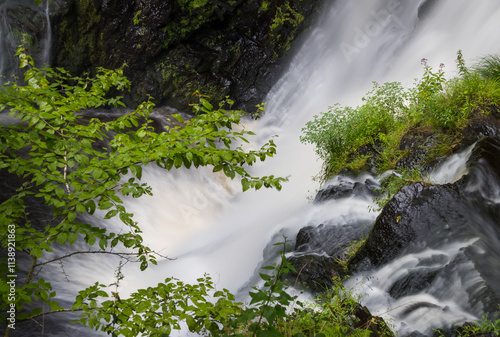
0 46 285 331
72 238 384 337
301 51 500 183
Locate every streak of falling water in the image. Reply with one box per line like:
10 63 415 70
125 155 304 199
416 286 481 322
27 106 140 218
5 0 500 336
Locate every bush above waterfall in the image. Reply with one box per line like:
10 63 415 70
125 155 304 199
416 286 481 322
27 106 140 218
301 51 500 183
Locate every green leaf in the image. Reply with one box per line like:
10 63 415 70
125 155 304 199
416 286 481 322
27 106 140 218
68 210 77 222
86 200 96 214
124 239 135 248
186 316 197 332
68 232 79 245
93 168 103 179
259 273 272 281
56 232 68 244
241 178 251 192
174 155 183 169
32 248 43 259
55 188 66 199
104 209 118 219
99 238 107 250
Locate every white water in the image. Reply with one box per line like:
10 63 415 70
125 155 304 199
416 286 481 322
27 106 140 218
104 0 500 334
4 0 500 335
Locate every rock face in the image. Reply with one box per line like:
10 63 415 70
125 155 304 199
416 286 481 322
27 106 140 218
347 137 500 317
291 136 500 322
50 0 325 111
347 182 467 271
284 178 378 292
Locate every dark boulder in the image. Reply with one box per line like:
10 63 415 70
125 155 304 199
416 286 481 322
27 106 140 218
285 254 341 293
395 125 447 171
348 182 468 272
295 222 370 257
314 177 380 203
388 269 440 299
286 219 373 291
458 109 500 151
346 137 500 318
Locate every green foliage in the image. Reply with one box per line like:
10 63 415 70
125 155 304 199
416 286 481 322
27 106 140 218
435 309 500 337
455 315 500 336
280 276 392 337
72 275 242 336
242 240 299 336
371 168 430 211
0 47 285 335
300 81 410 181
301 50 500 182
132 10 143 25
473 54 500 81
334 238 367 274
269 4 305 57
413 56 500 130
71 238 385 337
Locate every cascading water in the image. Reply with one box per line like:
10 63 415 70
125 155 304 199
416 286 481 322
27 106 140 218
3 0 500 336
0 0 52 80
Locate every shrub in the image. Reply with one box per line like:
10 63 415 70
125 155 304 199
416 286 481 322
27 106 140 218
300 81 410 182
474 54 500 81
302 50 500 182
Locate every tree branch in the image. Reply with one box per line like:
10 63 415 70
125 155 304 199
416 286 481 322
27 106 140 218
25 308 84 321
36 249 173 267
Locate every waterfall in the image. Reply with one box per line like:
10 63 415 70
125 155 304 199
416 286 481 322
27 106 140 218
3 0 500 336
0 0 52 80
42 0 51 65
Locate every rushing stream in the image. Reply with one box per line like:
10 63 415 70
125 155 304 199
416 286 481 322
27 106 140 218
2 0 500 336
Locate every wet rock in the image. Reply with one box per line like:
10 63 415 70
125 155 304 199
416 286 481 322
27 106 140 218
389 270 440 299
347 138 500 275
348 182 467 272
314 182 356 202
351 304 395 337
459 110 500 150
285 254 340 293
288 219 373 291
295 222 370 258
395 125 448 171
314 178 380 203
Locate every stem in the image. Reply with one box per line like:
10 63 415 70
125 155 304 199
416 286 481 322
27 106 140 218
25 308 84 321
35 250 152 267
23 256 37 290
251 240 288 337
63 149 70 194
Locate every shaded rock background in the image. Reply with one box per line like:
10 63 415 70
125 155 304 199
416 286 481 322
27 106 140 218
49 0 325 112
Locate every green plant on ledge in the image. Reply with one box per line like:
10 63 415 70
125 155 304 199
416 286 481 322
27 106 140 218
301 50 500 184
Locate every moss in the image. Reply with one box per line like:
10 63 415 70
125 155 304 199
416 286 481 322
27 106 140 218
12 29 35 48
269 3 305 57
259 0 271 13
156 57 226 109
55 0 105 71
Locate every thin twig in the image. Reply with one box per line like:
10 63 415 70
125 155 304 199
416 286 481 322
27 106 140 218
36 250 173 267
